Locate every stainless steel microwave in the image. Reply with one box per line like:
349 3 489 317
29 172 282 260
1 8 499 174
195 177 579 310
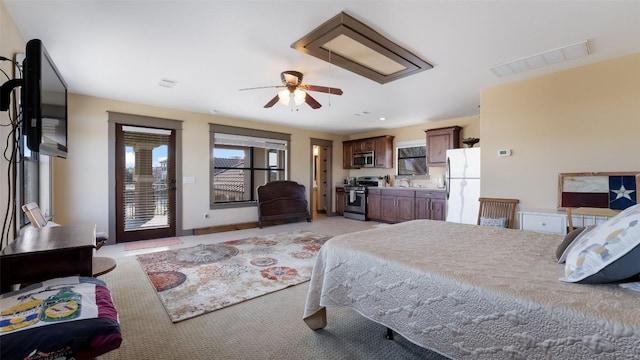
353 151 375 167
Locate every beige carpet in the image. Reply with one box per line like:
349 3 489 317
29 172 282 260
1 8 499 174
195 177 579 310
124 237 183 251
98 257 452 360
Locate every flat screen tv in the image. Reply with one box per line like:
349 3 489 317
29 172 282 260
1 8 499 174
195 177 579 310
22 39 68 158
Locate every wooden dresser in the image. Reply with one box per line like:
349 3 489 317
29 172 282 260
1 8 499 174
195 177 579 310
1 224 97 293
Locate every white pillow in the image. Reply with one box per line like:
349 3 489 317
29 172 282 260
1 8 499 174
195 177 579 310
561 204 640 284
480 216 507 228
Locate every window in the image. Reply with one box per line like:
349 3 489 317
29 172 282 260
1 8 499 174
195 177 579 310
18 138 52 227
396 139 427 176
210 124 290 208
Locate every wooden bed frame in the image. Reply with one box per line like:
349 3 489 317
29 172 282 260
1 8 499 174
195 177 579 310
256 181 311 228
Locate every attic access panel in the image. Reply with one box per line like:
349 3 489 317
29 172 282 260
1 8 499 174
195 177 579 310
292 12 432 84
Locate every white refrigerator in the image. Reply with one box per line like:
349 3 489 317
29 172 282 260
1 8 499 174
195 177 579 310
445 147 481 224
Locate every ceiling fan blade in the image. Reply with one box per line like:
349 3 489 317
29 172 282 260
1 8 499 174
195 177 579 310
305 93 322 109
264 95 279 108
304 84 343 96
239 85 284 91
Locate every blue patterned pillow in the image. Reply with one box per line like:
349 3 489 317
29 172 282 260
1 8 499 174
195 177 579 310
557 225 596 263
480 216 507 228
561 204 640 284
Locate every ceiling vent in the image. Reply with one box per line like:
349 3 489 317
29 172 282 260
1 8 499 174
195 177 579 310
489 40 590 77
158 79 178 88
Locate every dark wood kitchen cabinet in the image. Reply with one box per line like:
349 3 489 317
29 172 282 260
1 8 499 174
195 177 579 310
354 138 375 152
335 187 344 215
342 142 354 169
425 126 461 166
415 191 447 221
431 197 446 221
343 135 394 169
374 136 394 168
380 189 415 223
367 188 382 221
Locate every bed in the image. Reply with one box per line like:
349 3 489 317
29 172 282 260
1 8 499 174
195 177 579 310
257 180 311 228
1 276 122 360
303 219 640 359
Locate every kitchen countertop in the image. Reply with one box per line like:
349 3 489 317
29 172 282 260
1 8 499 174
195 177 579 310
336 185 446 192
371 186 446 192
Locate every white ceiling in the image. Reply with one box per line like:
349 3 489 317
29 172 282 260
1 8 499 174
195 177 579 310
4 1 640 135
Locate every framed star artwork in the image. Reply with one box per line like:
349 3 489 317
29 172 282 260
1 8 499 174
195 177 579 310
558 172 639 210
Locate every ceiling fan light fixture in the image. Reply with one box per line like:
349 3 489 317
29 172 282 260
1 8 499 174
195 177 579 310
277 89 306 107
294 89 306 105
278 89 290 106
240 70 341 110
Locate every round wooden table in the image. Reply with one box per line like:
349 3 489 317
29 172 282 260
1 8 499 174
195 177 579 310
93 256 117 277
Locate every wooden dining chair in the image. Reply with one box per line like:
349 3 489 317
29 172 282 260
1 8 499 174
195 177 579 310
566 207 620 231
477 197 520 229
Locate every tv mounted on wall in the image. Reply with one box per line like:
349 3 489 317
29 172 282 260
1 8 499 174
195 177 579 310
22 39 68 158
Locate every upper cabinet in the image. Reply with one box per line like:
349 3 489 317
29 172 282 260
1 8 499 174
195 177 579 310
425 126 461 167
374 136 393 168
353 138 376 152
343 135 394 169
342 141 354 169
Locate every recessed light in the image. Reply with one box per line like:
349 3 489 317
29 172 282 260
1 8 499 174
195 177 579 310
379 117 386 121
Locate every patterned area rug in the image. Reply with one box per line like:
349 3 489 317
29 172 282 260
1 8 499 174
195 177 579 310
136 230 331 322
124 238 183 251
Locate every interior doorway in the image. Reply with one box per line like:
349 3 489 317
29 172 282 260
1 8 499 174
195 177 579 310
310 138 332 219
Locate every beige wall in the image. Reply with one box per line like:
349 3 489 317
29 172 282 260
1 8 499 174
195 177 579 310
481 53 640 211
58 95 347 234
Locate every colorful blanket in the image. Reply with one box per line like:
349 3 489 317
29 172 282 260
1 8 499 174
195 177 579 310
1 276 121 360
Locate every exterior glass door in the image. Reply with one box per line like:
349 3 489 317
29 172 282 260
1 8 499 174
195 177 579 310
115 124 176 242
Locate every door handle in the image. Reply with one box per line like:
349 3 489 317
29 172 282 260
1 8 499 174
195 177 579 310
446 157 451 200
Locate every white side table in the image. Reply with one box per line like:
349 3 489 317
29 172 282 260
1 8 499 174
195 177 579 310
519 209 567 235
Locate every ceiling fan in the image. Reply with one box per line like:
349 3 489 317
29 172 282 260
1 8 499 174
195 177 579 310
239 70 343 109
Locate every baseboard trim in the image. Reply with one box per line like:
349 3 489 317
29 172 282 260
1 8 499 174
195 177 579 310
193 221 259 235
193 219 296 235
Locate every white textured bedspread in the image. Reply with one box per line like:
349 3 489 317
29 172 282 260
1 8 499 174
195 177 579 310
303 220 640 360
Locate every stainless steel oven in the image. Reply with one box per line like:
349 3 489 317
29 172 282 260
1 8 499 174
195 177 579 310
343 176 382 221
344 185 367 221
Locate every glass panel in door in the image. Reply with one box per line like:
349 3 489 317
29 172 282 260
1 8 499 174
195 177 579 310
116 125 176 242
